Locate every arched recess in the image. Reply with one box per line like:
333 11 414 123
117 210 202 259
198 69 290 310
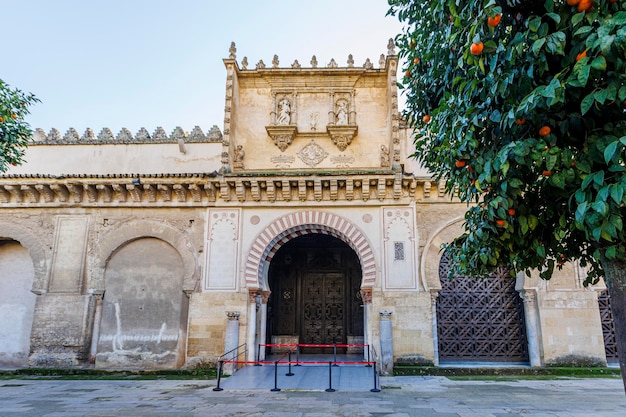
91 220 200 293
244 211 376 289
420 217 465 291
0 223 49 293
0 240 37 367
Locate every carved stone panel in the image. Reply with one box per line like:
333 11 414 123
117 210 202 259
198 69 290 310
205 209 240 291
383 208 418 290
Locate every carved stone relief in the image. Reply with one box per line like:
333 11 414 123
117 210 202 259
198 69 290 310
297 141 328 167
233 145 245 169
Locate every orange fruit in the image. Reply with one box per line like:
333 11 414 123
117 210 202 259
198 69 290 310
470 42 484 55
405 70 411 77
455 160 466 168
487 14 501 27
423 115 431 123
515 118 526 125
576 50 587 61
496 219 506 227
508 208 516 216
542 170 553 177
566 0 580 5
413 58 420 65
539 126 551 137
578 0 593 11
11 114 17 119
0 117 3 123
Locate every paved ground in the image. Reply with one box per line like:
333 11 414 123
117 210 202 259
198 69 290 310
0 375 625 416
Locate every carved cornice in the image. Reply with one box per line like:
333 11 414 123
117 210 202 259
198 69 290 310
0 173 454 207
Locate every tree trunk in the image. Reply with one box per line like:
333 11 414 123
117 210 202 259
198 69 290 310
599 255 626 394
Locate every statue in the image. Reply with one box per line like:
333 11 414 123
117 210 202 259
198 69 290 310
277 98 291 125
233 145 245 169
380 145 391 168
336 101 348 125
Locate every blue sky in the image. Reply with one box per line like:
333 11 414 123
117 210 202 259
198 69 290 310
3 0 403 136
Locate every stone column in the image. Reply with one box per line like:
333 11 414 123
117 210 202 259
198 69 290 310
271 93 277 124
328 92 335 124
246 289 259 363
519 290 542 367
258 290 271 361
224 311 240 374
379 310 393 375
89 292 104 364
360 288 373 361
430 291 440 366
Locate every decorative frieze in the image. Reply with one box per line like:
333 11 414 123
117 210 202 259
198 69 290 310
0 174 451 207
30 126 222 145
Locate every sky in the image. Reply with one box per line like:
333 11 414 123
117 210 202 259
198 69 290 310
2 0 404 137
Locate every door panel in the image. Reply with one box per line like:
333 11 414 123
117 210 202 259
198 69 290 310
301 272 345 352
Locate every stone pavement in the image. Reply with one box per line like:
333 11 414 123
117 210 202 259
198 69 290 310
1 375 625 416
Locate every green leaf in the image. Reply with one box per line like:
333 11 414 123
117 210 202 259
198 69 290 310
591 56 607 71
604 141 619 164
610 184 624 204
532 38 546 55
581 92 594 115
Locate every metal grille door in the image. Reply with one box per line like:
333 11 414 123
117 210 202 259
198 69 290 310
436 253 529 362
301 273 345 349
598 289 619 361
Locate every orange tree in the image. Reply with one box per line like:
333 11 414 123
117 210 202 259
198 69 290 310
389 0 626 390
0 79 39 172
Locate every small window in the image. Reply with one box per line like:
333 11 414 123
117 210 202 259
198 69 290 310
394 242 405 261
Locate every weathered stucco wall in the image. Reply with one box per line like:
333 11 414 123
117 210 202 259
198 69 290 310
0 241 36 367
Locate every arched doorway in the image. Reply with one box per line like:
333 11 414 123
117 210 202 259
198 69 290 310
96 237 187 368
266 234 363 353
436 251 529 363
0 239 36 367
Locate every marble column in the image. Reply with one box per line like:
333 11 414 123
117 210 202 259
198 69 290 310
258 290 271 361
430 290 440 366
379 310 393 375
246 289 259 363
224 311 240 374
89 292 104 364
520 290 542 367
360 288 373 361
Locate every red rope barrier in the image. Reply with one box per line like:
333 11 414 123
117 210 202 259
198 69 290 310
259 343 369 348
219 359 375 366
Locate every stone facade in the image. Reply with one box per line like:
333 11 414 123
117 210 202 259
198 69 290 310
0 41 616 371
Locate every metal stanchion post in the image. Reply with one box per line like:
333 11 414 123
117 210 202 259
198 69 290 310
255 344 261 366
370 361 381 392
213 360 224 391
286 351 294 376
332 343 339 367
295 345 301 366
366 344 372 367
325 361 335 392
271 361 281 392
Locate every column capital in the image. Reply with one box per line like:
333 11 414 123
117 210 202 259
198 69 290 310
226 311 241 321
248 288 261 304
379 310 393 320
360 287 373 304
519 289 537 304
261 290 271 304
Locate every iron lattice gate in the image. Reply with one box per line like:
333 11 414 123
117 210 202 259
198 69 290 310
436 252 529 362
598 290 619 361
301 272 345 349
